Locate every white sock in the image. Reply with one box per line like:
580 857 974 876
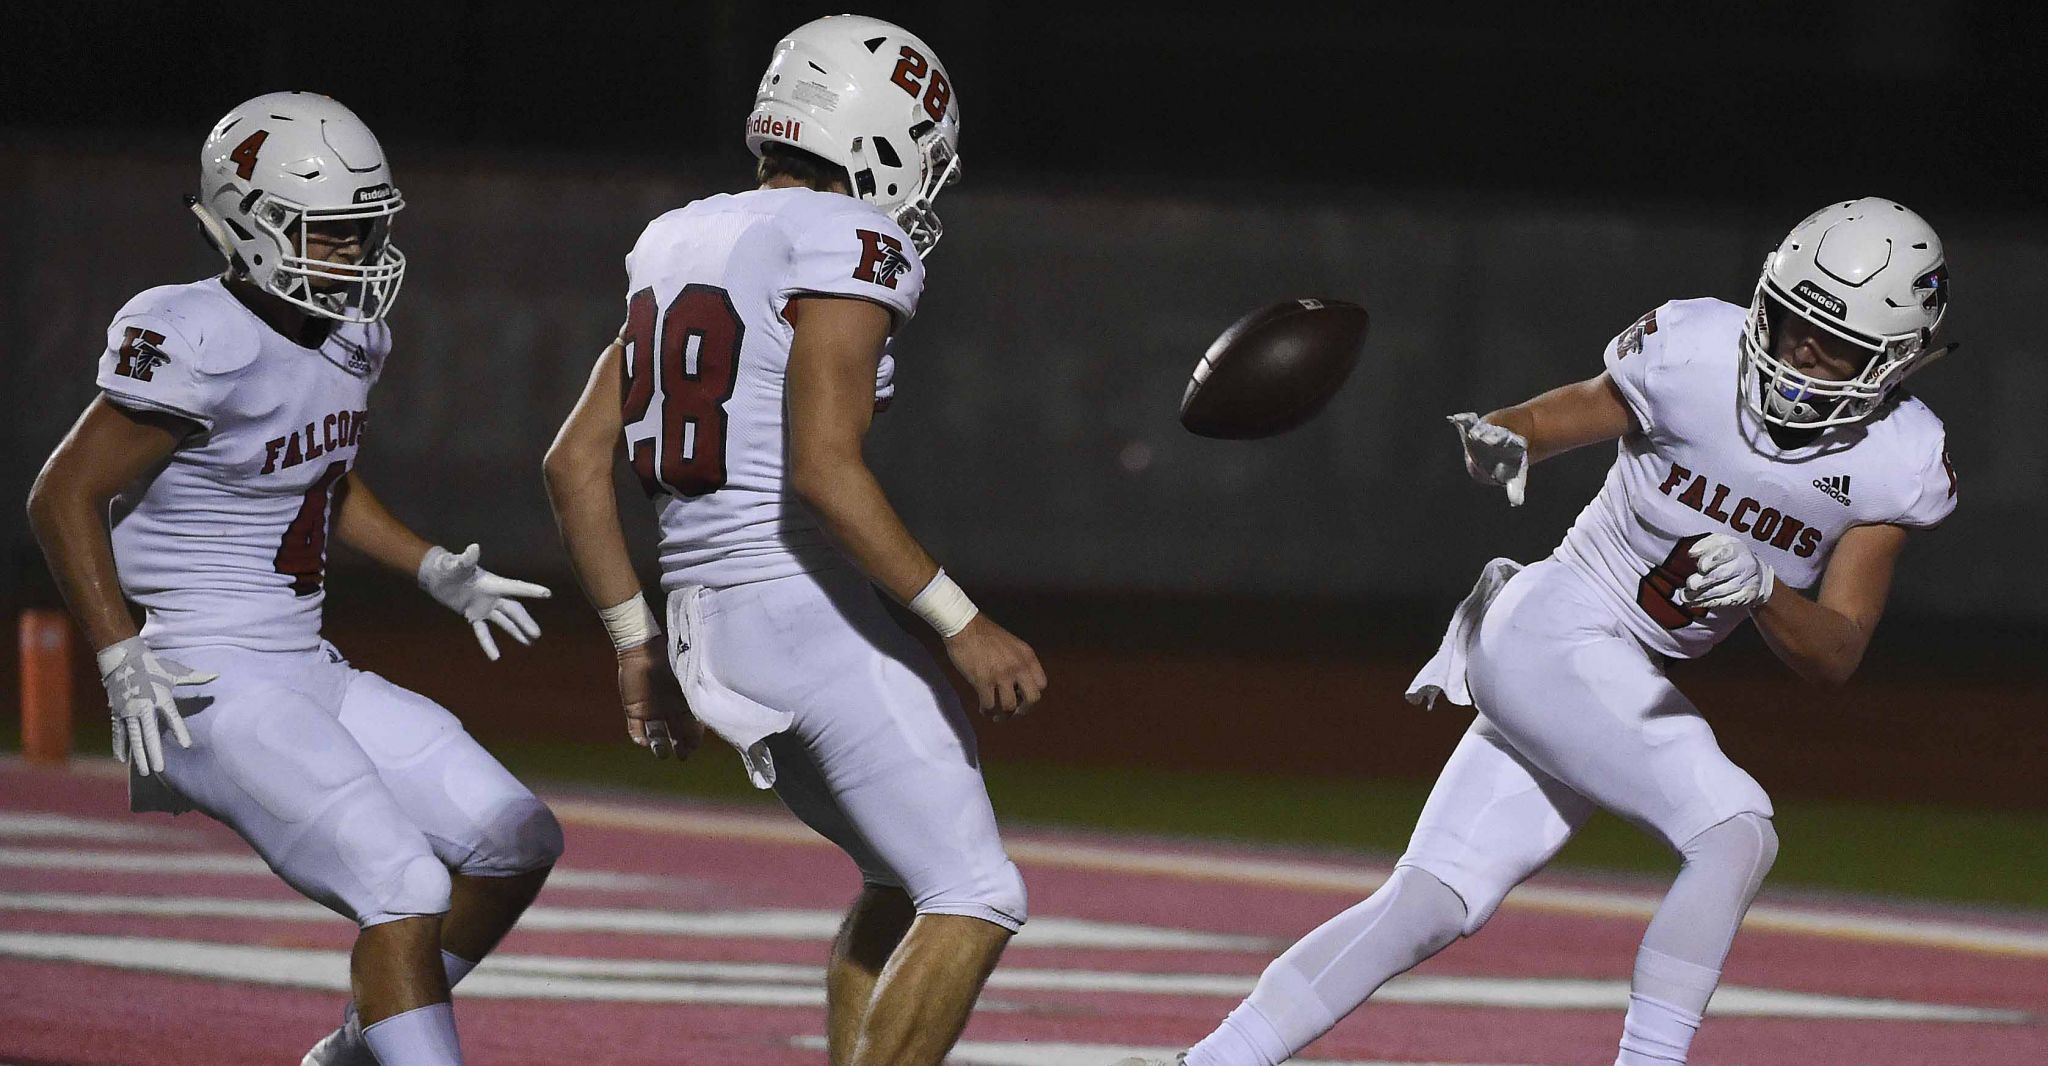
342 951 478 1046
1614 813 1776 1066
1188 867 1467 1066
1186 1002 1290 1066
1615 990 1704 1066
441 950 478 987
361 1001 462 1066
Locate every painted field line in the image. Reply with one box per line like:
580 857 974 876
0 891 1268 951
0 812 202 844
0 846 665 892
549 798 2048 958
794 1037 1539 1066
0 931 2023 1023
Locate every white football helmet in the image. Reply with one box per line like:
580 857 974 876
746 15 962 254
1740 197 1950 429
188 92 405 323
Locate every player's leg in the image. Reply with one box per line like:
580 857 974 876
154 651 462 1065
337 668 562 966
757 731 918 1062
717 571 1024 1066
302 666 563 1062
763 729 1016 1066
826 886 919 1062
1465 562 1777 1066
1184 718 1594 1066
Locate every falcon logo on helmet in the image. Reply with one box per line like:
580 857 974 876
745 15 963 255
186 91 407 324
1739 197 1953 430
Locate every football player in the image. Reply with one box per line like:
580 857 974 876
542 15 1044 1066
1116 198 1958 1066
26 92 561 1066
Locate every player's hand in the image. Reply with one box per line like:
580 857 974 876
1447 412 1529 506
617 640 703 760
1681 533 1777 610
944 615 1047 720
96 637 215 776
418 543 552 661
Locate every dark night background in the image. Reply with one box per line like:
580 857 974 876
10 1 2048 211
4 1 2044 809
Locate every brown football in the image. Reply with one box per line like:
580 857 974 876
1179 298 1371 439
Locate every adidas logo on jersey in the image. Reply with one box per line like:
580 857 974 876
1812 475 1853 505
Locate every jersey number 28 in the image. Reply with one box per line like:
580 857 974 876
621 284 744 497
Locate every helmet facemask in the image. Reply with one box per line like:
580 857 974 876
891 123 961 255
1739 269 1943 430
250 192 406 323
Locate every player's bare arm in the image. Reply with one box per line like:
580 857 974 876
543 339 703 759
1751 522 1907 688
29 396 218 773
332 472 434 574
785 294 1047 717
1451 371 1634 505
27 398 194 650
1482 371 1635 461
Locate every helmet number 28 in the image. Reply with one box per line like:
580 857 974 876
620 284 744 498
887 46 951 122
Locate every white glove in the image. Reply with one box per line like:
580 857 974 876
418 543 552 661
1448 412 1529 506
1680 533 1777 610
96 637 215 776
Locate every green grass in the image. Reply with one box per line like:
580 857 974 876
479 741 2048 912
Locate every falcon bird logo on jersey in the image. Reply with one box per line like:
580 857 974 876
115 327 173 382
853 228 910 289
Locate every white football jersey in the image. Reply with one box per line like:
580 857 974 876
622 186 925 590
97 278 388 653
1553 298 1955 659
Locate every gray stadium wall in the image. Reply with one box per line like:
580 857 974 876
6 141 2044 621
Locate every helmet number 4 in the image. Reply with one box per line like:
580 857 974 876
229 130 269 181
620 285 744 498
887 46 951 122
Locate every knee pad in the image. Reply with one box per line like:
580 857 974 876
916 857 1027 933
271 781 451 927
1681 812 1779 885
1395 859 1496 937
359 852 455 928
459 793 563 876
1384 867 1468 952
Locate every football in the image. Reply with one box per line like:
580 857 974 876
1179 298 1371 439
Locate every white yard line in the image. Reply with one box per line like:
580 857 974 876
794 1037 1542 1066
0 845 665 892
0 931 2024 1023
548 798 2048 958
0 891 1269 951
0 812 202 844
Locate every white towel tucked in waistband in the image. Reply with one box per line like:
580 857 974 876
1405 557 1524 710
666 586 794 789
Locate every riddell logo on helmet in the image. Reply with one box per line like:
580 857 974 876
1791 279 1848 319
352 183 396 204
750 114 802 141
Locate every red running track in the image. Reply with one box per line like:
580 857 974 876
1 759 2043 1065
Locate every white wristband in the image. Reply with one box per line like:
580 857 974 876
597 595 661 652
909 568 979 638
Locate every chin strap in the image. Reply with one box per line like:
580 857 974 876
183 195 249 276
1906 341 1961 380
